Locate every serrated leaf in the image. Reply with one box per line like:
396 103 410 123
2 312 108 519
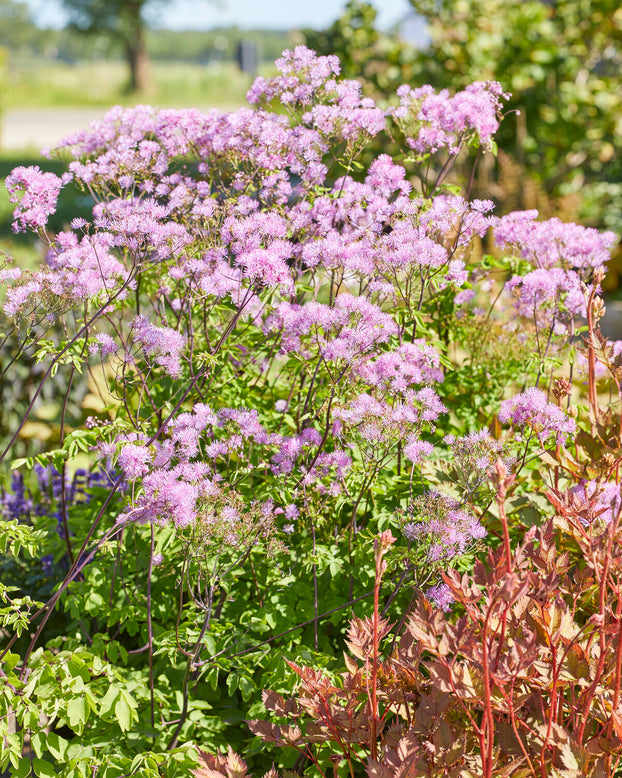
246 719 283 743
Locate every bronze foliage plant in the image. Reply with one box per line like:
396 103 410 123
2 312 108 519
205 508 622 778
197 425 622 778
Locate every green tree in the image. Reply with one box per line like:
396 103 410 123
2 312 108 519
0 0 40 50
60 0 207 92
409 0 622 232
305 0 622 234
304 0 419 99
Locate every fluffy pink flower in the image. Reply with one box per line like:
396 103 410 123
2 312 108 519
395 81 507 156
131 315 186 378
498 388 576 445
118 444 152 480
6 166 71 232
494 211 617 272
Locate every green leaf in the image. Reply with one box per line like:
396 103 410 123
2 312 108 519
33 759 56 778
13 758 31 778
226 673 238 694
66 695 87 730
207 667 219 691
98 684 119 717
2 651 20 672
67 655 90 683
46 732 69 761
115 696 132 732
30 731 46 759
238 675 255 701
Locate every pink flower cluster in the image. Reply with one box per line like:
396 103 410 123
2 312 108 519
403 490 486 562
131 315 186 378
6 165 72 233
94 198 192 260
426 583 455 611
498 388 576 446
4 45 617 576
247 46 341 106
333 388 446 455
3 231 129 316
569 481 621 525
263 293 398 362
494 211 617 272
356 341 444 394
394 81 508 155
506 267 587 329
247 46 385 144
117 462 214 528
112 394 356 530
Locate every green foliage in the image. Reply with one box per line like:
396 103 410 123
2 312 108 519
0 41 619 778
303 0 419 100
305 0 622 234
410 0 622 233
248 517 622 776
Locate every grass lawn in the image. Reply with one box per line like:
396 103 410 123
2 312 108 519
3 58 267 110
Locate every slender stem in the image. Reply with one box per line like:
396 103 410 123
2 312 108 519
481 601 495 778
369 564 380 761
147 524 155 732
0 271 138 466
59 365 76 564
585 284 600 432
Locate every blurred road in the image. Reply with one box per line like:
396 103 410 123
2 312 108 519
1 108 109 153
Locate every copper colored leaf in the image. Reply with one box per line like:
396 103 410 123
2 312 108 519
561 643 590 683
193 747 249 778
406 613 441 654
498 572 529 604
193 753 224 778
343 652 359 674
512 595 531 621
394 729 420 763
427 660 454 694
262 689 299 717
611 711 622 741
366 759 392 778
494 720 528 759
246 719 283 743
346 616 393 660
280 725 302 745
284 658 337 695
492 759 532 778
224 749 249 778
414 692 450 731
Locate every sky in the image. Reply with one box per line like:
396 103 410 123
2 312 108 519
23 0 413 31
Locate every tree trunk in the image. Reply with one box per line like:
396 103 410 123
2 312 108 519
125 0 151 93
126 38 151 92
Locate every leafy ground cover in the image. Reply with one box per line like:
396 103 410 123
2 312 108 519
0 46 621 777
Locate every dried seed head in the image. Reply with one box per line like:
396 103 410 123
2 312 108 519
552 378 572 401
